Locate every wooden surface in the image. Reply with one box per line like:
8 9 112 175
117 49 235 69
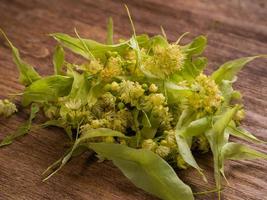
0 0 266 199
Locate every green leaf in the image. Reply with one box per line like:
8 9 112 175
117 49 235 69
22 75 73 106
219 80 235 109
0 104 39 147
106 17 113 45
211 56 265 84
165 81 192 104
0 29 41 86
66 70 90 106
170 57 207 83
227 125 266 144
205 106 239 198
51 33 149 61
43 128 126 180
53 45 65 75
80 128 127 141
182 35 207 56
221 142 267 161
175 117 210 181
220 142 267 177
89 143 194 200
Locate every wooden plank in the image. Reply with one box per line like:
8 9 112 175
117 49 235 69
0 0 266 199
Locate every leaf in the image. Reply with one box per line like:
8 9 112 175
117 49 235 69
0 104 39 147
170 57 207 83
89 143 194 200
182 35 207 56
175 117 210 181
141 110 151 128
165 81 192 104
220 142 267 177
53 45 65 75
221 142 267 161
22 75 73 106
219 80 235 109
227 125 266 144
205 106 239 198
66 70 90 105
0 29 41 86
211 56 265 84
80 128 127 141
106 17 114 45
51 33 149 61
43 128 126 180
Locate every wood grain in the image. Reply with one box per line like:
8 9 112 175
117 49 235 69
0 0 266 199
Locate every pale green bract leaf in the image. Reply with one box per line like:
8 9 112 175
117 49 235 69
220 142 267 176
53 45 65 75
211 56 265 84
0 29 41 86
221 142 267 161
182 35 207 56
66 70 90 106
170 57 207 83
80 128 127 141
227 125 266 144
165 81 192 104
89 143 194 200
0 104 39 147
22 75 73 106
51 33 149 61
43 128 126 181
205 106 239 198
175 117 210 181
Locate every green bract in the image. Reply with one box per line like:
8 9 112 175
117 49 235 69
0 14 266 200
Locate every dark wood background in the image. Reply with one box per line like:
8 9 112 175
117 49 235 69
0 0 266 199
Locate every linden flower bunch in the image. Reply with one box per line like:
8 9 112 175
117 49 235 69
0 14 266 200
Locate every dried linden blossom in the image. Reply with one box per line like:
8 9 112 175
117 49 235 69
1 15 265 200
0 99 17 117
143 44 186 78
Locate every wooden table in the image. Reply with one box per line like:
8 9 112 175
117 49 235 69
0 0 266 199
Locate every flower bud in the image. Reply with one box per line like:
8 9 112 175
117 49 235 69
142 139 157 151
149 84 158 93
155 145 170 158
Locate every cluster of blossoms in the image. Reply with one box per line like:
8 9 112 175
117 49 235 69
0 41 225 169
188 74 223 114
143 44 185 79
1 17 264 200
0 99 17 117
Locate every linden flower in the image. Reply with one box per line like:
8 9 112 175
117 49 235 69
65 99 82 110
43 104 59 119
150 105 173 130
0 99 17 117
188 74 223 114
164 130 177 148
100 56 123 81
143 44 185 79
142 139 157 151
195 134 210 153
148 83 158 93
119 80 144 106
80 59 103 74
142 93 166 111
155 145 171 158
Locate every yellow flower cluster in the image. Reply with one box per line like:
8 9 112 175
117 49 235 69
79 59 103 75
143 44 185 78
118 80 145 107
0 99 17 117
100 56 123 81
188 74 223 114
